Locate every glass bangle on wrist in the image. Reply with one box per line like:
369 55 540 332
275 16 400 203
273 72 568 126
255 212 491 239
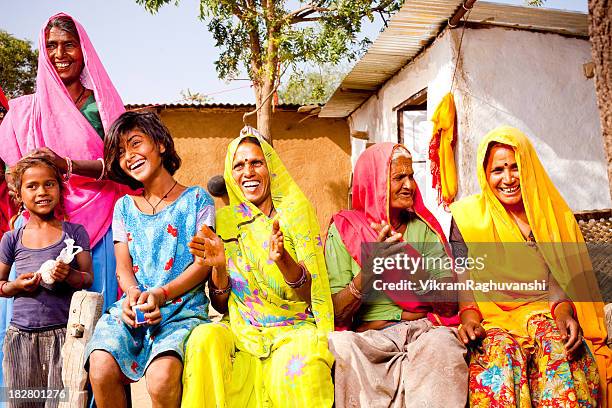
210 277 232 296
459 305 483 322
63 157 73 182
96 158 105 181
285 262 308 289
348 279 363 300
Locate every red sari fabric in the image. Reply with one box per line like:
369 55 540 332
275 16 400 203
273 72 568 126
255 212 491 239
0 86 8 112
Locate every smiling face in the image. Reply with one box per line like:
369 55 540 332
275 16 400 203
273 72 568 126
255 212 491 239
118 129 166 184
231 141 272 211
19 165 61 218
46 26 84 85
485 144 523 208
389 155 415 212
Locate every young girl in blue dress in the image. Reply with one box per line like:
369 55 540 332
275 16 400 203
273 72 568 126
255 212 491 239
0 156 93 407
85 112 214 407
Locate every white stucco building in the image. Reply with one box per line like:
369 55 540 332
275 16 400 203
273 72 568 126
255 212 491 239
321 1 610 232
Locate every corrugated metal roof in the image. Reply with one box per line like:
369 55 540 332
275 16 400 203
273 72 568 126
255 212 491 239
125 102 304 111
320 1 588 118
467 2 588 36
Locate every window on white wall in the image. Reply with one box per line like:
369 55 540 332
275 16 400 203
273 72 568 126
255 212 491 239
402 110 431 200
396 88 433 202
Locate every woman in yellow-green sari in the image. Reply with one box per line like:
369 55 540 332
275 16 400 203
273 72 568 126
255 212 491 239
451 126 610 407
181 127 334 407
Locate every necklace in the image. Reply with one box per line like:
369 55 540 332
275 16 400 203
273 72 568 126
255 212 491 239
268 206 275 218
143 180 178 214
74 87 87 107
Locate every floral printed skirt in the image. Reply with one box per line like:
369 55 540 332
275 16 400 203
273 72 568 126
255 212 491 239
469 315 600 407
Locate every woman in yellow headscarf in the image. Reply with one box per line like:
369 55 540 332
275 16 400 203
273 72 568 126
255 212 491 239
451 126 610 407
180 128 334 407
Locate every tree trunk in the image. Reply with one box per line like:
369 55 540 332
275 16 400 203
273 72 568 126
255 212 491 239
250 63 276 144
588 0 612 200
245 79 274 144
256 86 274 144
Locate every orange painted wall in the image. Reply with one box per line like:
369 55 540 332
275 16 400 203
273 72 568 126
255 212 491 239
158 107 351 232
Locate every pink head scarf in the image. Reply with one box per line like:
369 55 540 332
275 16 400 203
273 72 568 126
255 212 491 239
332 143 448 261
330 143 457 323
0 12 128 245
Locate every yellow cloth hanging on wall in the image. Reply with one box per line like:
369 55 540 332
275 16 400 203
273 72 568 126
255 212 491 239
429 92 457 207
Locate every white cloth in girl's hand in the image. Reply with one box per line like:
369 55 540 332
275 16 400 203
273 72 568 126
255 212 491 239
37 239 83 284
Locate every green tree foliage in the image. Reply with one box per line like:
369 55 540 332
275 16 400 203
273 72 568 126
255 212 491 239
278 64 347 105
135 0 401 140
0 30 38 98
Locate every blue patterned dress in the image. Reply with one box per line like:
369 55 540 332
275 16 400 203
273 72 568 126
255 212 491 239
85 186 212 380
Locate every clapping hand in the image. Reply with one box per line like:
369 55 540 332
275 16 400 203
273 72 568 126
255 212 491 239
188 225 226 269
269 219 286 263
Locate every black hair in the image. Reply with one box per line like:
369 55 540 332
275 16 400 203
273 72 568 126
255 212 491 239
9 156 65 216
483 141 513 172
45 16 80 42
238 136 262 148
104 111 181 189
207 175 227 198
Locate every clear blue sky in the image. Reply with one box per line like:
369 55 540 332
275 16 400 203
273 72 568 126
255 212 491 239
1 0 587 104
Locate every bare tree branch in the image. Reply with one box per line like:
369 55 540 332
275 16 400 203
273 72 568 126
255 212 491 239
243 63 290 124
286 4 316 19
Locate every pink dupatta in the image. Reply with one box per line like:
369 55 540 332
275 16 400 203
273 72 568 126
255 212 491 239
331 143 458 325
0 13 128 246
0 86 11 236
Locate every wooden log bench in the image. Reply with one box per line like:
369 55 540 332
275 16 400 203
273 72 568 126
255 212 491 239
59 291 104 408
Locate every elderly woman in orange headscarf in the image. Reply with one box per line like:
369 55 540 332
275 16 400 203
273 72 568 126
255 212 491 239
450 126 610 407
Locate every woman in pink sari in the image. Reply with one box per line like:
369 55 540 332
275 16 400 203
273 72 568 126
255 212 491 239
0 85 12 237
0 13 128 312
